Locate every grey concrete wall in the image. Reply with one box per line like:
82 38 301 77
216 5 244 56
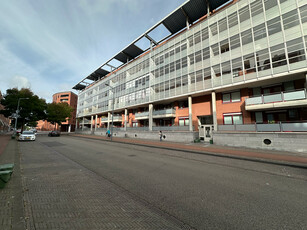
213 132 307 154
89 130 199 143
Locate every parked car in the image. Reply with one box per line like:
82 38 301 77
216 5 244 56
48 131 60 137
30 128 37 133
19 131 36 141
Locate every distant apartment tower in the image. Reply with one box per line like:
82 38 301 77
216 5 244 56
52 91 78 132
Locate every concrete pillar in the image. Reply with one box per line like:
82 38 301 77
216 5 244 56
107 112 111 130
305 73 307 90
90 115 93 132
82 117 84 131
188 96 193 131
124 109 127 131
149 104 153 131
75 119 78 131
68 124 71 133
211 91 217 132
95 115 98 131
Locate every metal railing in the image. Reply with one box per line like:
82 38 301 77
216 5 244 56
245 89 307 106
218 121 307 132
153 108 176 116
135 111 149 118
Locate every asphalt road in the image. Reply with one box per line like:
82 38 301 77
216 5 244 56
23 135 307 229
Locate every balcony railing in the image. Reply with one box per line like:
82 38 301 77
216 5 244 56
218 121 307 132
135 111 149 118
153 108 176 117
245 89 307 106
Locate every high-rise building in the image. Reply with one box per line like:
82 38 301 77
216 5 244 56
73 0 307 144
52 91 78 132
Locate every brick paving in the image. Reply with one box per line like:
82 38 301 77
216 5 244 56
20 140 187 230
72 133 307 166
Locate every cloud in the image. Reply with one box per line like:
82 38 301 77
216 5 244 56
8 76 31 89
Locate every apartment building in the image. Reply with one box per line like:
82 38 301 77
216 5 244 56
52 91 78 132
73 0 307 146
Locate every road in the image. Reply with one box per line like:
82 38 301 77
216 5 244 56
20 135 307 230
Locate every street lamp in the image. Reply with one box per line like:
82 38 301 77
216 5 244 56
14 97 29 135
105 83 114 141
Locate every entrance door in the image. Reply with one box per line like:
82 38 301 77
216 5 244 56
199 125 213 142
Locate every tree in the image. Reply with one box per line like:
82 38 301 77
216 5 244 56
46 102 74 130
0 88 47 131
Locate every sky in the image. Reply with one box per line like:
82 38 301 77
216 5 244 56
0 0 187 102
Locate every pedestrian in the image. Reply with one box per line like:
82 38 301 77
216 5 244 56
159 130 163 141
106 129 111 138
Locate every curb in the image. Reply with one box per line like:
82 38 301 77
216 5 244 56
70 134 307 169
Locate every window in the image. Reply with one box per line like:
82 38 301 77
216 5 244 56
232 58 243 77
60 94 69 97
210 22 218 36
220 39 230 53
253 23 267 41
270 44 287 68
241 29 253 45
300 5 307 24
219 18 227 33
223 113 243 125
264 0 277 11
267 17 282 35
244 53 256 74
222 91 241 103
202 47 210 60
211 43 219 56
195 51 202 63
201 27 209 41
251 0 263 18
179 117 189 126
287 38 306 64
230 34 240 50
239 5 250 23
256 48 271 71
282 9 300 30
222 61 231 76
228 12 238 28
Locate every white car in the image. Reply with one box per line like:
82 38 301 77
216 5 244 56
19 131 36 141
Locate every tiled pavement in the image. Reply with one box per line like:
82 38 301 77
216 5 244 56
0 135 189 230
72 134 307 167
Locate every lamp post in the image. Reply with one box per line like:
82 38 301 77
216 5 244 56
14 97 29 135
105 83 114 141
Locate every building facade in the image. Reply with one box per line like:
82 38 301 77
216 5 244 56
52 91 78 132
74 0 307 144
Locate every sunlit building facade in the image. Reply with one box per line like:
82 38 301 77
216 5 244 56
74 0 307 142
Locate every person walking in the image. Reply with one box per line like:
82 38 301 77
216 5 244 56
159 130 163 141
106 129 111 138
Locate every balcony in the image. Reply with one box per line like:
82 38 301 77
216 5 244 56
245 89 307 111
153 108 176 118
134 111 149 120
101 115 123 123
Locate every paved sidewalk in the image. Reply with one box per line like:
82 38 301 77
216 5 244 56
71 134 307 167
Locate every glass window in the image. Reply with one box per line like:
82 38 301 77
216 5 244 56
176 60 181 70
188 36 194 47
241 29 253 45
194 32 201 45
211 43 219 56
212 65 221 77
232 57 243 78
201 27 209 41
282 9 299 30
179 117 189 126
224 116 233 125
220 39 230 54
287 38 306 64
253 88 261 96
251 1 263 18
233 115 243 124
267 17 282 35
230 34 241 50
253 23 267 41
228 12 238 28
182 75 188 86
202 47 210 60
300 5 307 23
239 5 250 23
222 61 231 75
222 91 241 103
196 70 203 82
189 54 195 65
182 57 188 68
256 48 271 71
203 68 211 80
264 0 278 11
270 44 287 68
210 22 218 36
244 53 256 73
219 18 228 33
195 51 202 63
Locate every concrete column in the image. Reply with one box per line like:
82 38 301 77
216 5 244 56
82 117 84 131
95 115 98 131
90 116 93 132
124 109 127 131
149 104 153 131
305 73 307 90
75 119 78 131
188 96 193 131
211 91 217 132
68 125 71 133
107 112 111 130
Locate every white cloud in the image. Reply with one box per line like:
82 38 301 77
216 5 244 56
8 76 31 89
